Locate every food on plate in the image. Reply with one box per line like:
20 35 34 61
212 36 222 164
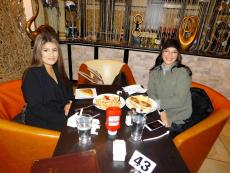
79 88 93 97
95 95 121 110
127 95 154 112
130 96 152 108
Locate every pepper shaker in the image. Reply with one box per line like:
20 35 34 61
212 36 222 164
126 109 135 126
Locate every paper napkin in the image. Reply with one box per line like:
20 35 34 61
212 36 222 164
122 84 147 95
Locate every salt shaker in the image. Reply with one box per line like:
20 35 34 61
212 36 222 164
125 110 133 126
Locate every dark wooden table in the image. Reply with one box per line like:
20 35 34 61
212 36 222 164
53 85 189 173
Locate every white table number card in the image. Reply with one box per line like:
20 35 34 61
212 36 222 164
129 150 156 173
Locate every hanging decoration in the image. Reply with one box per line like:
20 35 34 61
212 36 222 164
42 0 60 33
65 0 79 39
179 15 199 50
131 14 143 47
42 0 59 9
132 14 143 38
25 0 57 40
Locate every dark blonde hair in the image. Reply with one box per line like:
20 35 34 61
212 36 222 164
24 32 69 82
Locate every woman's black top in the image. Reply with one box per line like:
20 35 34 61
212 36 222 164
22 65 73 131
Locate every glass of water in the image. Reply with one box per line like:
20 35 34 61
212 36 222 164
76 114 93 144
131 114 146 141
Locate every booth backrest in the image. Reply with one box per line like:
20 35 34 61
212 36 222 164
78 59 136 85
0 80 25 120
85 59 124 84
192 82 230 111
0 80 60 173
0 118 60 173
174 82 230 173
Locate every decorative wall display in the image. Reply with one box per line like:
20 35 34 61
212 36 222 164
41 0 59 32
26 0 58 40
179 15 199 50
199 0 230 56
33 0 229 58
65 0 79 39
0 0 31 82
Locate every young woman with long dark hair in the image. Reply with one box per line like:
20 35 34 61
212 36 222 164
147 39 192 136
22 32 73 131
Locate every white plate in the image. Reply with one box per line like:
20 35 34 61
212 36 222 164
93 93 125 110
75 88 97 99
126 95 157 113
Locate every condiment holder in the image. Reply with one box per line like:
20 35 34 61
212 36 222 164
113 140 126 161
105 107 121 135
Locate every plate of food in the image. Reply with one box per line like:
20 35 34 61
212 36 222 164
126 95 157 113
75 88 97 99
93 94 125 110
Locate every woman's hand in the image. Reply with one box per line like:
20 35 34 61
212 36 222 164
160 111 170 127
64 101 72 116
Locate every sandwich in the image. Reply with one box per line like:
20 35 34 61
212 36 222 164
127 95 153 112
79 88 93 97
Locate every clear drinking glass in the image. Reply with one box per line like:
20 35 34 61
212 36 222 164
76 114 93 144
131 114 146 141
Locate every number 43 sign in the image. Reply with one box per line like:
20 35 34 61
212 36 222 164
129 150 156 173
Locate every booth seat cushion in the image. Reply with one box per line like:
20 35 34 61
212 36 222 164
0 80 25 120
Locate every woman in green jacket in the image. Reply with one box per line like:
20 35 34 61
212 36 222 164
147 39 192 137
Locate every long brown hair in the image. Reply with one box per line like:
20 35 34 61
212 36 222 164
24 32 69 82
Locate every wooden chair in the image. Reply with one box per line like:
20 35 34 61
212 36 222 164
77 59 136 85
0 80 60 173
173 82 230 173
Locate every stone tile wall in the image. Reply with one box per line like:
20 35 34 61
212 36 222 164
128 51 156 88
183 55 230 99
61 44 94 79
99 47 124 61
